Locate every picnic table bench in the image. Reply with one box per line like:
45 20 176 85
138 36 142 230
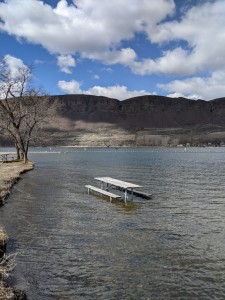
85 185 121 202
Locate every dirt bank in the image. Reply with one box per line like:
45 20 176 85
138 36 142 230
0 161 33 205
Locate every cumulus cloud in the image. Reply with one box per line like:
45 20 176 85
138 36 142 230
58 80 82 94
149 0 225 74
0 0 224 78
159 71 225 100
85 48 138 66
131 47 194 76
0 0 176 71
0 0 174 54
0 55 28 98
57 54 76 73
58 80 155 100
2 54 27 78
86 85 154 100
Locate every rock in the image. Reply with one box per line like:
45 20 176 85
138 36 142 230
13 289 27 300
0 243 6 258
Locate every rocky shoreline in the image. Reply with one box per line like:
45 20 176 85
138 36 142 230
0 161 33 299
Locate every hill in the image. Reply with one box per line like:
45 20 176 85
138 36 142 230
2 94 225 147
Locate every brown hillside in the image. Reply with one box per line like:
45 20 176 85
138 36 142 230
2 95 225 147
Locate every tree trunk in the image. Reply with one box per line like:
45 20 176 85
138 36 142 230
16 144 20 160
24 143 29 164
23 152 28 164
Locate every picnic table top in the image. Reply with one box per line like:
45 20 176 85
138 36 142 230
0 152 16 155
94 177 142 189
0 152 16 161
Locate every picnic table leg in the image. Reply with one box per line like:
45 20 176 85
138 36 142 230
124 189 128 204
131 188 134 200
106 183 109 191
101 181 103 190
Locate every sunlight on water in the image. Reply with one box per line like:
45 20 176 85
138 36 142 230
0 147 225 299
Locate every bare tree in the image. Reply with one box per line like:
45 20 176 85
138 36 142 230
0 59 50 163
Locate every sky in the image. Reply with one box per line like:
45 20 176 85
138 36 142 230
0 0 225 100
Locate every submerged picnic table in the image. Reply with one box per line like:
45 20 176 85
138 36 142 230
94 177 142 203
86 177 151 203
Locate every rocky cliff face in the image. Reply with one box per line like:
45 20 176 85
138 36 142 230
2 94 225 147
49 94 225 129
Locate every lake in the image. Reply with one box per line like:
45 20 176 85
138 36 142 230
0 147 225 299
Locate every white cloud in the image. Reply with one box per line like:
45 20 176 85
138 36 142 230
0 55 28 98
0 0 224 79
85 48 138 66
58 80 155 100
131 47 194 76
86 85 154 100
101 67 113 73
3 54 27 78
93 75 100 80
149 0 225 74
167 92 201 100
57 54 76 73
58 80 82 94
159 71 225 100
0 0 174 54
0 0 176 72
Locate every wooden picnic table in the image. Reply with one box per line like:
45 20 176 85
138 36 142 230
0 152 16 162
94 177 142 203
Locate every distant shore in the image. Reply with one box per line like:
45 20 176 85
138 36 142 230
1 144 225 153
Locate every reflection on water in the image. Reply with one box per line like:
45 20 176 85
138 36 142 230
0 148 225 299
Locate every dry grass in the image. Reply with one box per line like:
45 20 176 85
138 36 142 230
0 253 17 278
0 229 7 246
0 161 33 202
0 240 16 300
0 281 14 300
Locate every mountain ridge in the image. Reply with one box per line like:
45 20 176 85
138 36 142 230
49 94 225 129
2 94 225 147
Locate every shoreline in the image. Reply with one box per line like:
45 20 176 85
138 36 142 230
2 144 225 150
0 161 33 299
0 161 33 205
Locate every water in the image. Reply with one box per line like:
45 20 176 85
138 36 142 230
0 147 225 299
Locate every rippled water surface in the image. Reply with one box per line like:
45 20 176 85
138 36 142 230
1 147 225 299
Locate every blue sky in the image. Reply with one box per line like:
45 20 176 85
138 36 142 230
0 0 225 100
